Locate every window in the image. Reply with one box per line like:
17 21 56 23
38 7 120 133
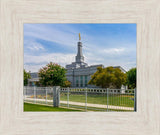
32 82 35 86
80 76 83 87
85 75 88 87
76 76 79 87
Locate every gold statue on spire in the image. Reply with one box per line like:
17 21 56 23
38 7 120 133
79 33 81 41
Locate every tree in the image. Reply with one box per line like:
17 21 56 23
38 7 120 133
24 69 31 86
63 80 71 87
126 68 136 89
38 62 66 86
88 66 126 88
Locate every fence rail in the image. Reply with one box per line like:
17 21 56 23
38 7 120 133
24 86 136 112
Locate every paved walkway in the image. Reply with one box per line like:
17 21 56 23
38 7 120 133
24 97 134 111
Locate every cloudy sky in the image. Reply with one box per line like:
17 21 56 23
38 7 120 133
24 23 136 72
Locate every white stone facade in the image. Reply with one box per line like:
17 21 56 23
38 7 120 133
66 64 104 87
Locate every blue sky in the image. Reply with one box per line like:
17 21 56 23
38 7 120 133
24 23 136 72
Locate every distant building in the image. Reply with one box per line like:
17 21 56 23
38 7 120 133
28 35 126 88
28 72 39 86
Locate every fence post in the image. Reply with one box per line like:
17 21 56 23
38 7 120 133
85 88 87 111
67 87 69 108
107 88 109 112
53 86 60 107
45 87 47 104
134 88 137 111
34 86 36 103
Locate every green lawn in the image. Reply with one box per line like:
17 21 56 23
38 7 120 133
24 102 81 111
60 93 134 107
27 93 134 108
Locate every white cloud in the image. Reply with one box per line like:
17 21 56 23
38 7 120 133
102 48 125 54
24 24 78 48
24 53 75 72
24 40 45 51
24 45 135 72
24 64 44 72
83 45 136 71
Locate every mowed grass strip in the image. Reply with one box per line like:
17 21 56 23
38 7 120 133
27 93 134 107
24 102 81 111
60 93 134 107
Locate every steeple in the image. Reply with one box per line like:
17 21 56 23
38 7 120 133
76 33 84 63
65 33 88 69
79 33 81 41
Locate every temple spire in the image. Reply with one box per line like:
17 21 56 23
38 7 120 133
79 33 81 41
75 33 84 63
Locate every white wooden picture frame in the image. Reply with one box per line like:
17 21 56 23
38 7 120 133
0 0 160 134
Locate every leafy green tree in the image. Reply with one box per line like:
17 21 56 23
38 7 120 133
88 66 126 88
24 69 31 86
38 62 66 86
63 80 71 87
126 68 136 89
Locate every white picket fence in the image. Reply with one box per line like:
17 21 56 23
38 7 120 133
24 86 136 112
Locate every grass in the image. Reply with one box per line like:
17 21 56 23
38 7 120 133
24 102 81 111
26 92 134 112
29 93 134 107
60 93 134 107
24 102 134 112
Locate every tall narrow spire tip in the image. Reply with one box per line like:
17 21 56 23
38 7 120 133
79 33 81 41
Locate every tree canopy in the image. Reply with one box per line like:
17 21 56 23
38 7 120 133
126 68 136 89
24 69 31 86
88 66 127 88
63 80 71 87
38 62 67 86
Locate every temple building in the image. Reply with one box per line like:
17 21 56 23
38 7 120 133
65 34 126 87
28 34 126 87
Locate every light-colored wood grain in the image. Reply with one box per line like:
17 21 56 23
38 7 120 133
0 0 160 134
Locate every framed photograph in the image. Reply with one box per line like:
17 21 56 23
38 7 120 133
0 0 159 134
23 23 136 112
